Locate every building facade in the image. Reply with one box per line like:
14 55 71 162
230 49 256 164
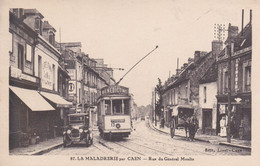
216 20 252 140
9 8 72 149
198 62 218 135
162 40 222 128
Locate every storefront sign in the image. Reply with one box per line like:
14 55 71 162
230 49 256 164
101 85 129 96
42 61 53 90
68 81 76 94
10 66 37 83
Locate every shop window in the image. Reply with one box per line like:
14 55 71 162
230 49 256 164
224 71 228 94
245 66 251 92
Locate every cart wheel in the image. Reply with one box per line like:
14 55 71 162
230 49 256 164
171 127 175 138
63 136 67 147
170 119 175 138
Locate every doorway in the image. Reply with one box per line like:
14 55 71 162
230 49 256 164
202 109 212 133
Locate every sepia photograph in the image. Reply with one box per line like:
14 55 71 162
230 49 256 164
0 0 260 165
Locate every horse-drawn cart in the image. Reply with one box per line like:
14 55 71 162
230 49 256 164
169 105 194 138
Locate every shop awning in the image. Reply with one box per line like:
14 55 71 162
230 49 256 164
10 86 55 111
40 91 72 108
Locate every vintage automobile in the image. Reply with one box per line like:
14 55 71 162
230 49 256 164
63 113 93 147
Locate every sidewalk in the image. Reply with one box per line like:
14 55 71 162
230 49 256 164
149 120 251 150
10 137 63 155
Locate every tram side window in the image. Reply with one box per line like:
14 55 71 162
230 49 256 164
124 99 130 115
105 100 111 115
112 100 122 114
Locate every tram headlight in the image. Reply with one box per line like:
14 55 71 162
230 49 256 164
116 123 121 129
84 130 88 133
67 129 71 134
79 129 83 133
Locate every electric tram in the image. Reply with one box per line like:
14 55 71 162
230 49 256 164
97 85 132 140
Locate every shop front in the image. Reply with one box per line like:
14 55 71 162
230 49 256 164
39 91 73 137
9 86 55 149
217 98 251 140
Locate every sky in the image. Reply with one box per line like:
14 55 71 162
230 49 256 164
1 0 256 106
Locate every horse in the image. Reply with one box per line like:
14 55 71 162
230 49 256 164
181 115 198 141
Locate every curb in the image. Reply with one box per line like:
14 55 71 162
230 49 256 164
148 120 251 150
219 142 251 150
148 120 209 143
27 143 63 155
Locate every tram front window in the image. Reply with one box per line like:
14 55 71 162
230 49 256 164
112 100 122 114
124 99 130 115
105 100 112 115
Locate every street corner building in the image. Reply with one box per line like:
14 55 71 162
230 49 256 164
9 8 73 149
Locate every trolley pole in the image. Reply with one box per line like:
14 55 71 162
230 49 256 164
155 87 157 126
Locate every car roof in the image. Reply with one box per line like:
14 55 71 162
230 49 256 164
68 113 88 116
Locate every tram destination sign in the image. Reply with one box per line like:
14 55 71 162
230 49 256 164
101 85 129 96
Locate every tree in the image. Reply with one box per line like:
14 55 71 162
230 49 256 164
155 78 163 118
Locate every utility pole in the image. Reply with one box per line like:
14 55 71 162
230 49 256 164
227 42 234 143
81 56 85 113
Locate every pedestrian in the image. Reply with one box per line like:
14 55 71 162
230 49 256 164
219 116 227 137
170 116 175 138
161 118 165 128
188 115 198 141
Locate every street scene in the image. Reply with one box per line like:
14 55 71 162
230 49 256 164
44 120 250 156
6 0 252 158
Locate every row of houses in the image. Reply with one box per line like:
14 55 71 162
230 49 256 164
160 13 252 140
9 8 114 148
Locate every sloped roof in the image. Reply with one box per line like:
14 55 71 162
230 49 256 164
43 21 56 32
24 8 44 18
234 23 252 51
199 61 217 84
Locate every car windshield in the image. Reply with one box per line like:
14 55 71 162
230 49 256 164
69 116 86 124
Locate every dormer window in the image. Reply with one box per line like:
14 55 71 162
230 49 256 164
35 18 42 35
49 31 55 45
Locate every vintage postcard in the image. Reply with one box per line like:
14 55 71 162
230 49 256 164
0 0 260 165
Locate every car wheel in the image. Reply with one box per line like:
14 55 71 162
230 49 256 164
85 134 90 147
63 142 67 148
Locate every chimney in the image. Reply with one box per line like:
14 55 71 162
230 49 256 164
242 9 244 36
250 9 252 25
188 58 194 64
194 51 201 62
226 23 238 44
212 40 223 56
176 69 182 75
